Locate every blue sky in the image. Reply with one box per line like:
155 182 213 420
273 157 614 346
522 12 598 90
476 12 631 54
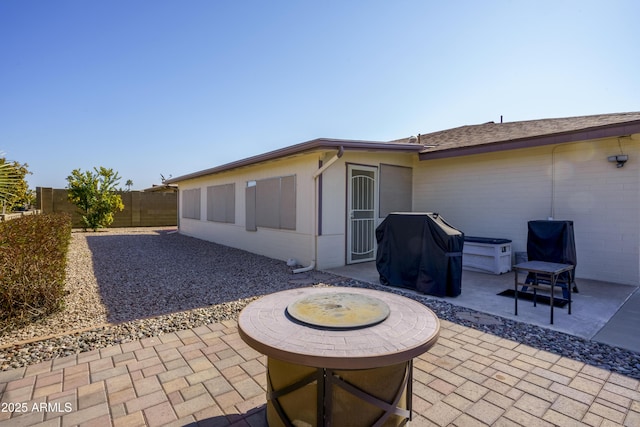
2 0 639 190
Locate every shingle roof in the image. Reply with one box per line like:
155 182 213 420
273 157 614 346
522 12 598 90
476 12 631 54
394 112 640 160
168 112 640 183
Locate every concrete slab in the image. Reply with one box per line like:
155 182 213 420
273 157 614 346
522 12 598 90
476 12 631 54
593 287 640 353
326 262 639 348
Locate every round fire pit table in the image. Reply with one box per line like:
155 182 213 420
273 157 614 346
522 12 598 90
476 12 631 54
238 287 440 426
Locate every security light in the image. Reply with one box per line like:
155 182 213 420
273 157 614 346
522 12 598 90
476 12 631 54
607 155 628 168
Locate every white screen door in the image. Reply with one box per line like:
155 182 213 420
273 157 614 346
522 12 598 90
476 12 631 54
347 165 377 264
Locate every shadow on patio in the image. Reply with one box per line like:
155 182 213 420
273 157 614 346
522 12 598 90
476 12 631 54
328 261 640 353
84 230 341 324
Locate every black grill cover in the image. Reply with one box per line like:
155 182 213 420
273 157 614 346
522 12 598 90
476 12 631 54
527 220 577 289
376 212 464 297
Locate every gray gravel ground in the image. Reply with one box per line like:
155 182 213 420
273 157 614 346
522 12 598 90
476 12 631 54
1 227 639 379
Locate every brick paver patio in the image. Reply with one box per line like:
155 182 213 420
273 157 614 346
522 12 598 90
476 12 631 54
1 318 639 426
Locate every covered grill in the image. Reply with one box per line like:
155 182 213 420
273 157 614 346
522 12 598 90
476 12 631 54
375 212 464 297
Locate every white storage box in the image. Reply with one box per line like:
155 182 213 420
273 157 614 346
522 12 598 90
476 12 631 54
463 236 512 274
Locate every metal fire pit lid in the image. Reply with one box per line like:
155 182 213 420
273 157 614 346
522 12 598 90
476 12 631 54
286 292 390 329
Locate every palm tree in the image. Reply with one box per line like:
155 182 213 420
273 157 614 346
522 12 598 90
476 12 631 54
0 158 20 214
125 179 133 191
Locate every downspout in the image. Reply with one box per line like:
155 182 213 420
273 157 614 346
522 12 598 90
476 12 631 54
312 146 344 179
550 145 560 220
293 146 344 273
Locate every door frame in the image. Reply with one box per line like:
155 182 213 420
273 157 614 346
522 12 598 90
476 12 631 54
346 164 378 264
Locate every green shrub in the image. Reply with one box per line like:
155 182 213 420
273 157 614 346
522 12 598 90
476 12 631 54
67 167 124 231
0 213 72 329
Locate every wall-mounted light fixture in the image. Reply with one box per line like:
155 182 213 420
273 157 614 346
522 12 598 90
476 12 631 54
608 154 628 168
608 136 631 168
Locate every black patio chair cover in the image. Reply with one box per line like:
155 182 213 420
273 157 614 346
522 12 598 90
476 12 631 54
376 212 464 297
526 220 578 295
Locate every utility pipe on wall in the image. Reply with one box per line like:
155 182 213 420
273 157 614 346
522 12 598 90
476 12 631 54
293 146 344 274
312 146 344 179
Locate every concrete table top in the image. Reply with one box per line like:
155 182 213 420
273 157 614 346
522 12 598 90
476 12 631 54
238 286 440 370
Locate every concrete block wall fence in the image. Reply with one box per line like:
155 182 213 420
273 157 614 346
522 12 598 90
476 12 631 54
35 187 177 228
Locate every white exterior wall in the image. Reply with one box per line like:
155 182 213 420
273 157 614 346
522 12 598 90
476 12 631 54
316 150 346 269
177 149 417 271
413 135 640 285
177 153 320 266
316 151 415 269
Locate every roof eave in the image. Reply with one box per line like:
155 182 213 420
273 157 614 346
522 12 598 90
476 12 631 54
166 138 424 183
419 121 640 160
142 184 178 192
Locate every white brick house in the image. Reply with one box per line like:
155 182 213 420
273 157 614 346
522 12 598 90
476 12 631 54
167 112 640 285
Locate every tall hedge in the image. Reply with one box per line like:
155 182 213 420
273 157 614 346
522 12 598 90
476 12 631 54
0 213 72 327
